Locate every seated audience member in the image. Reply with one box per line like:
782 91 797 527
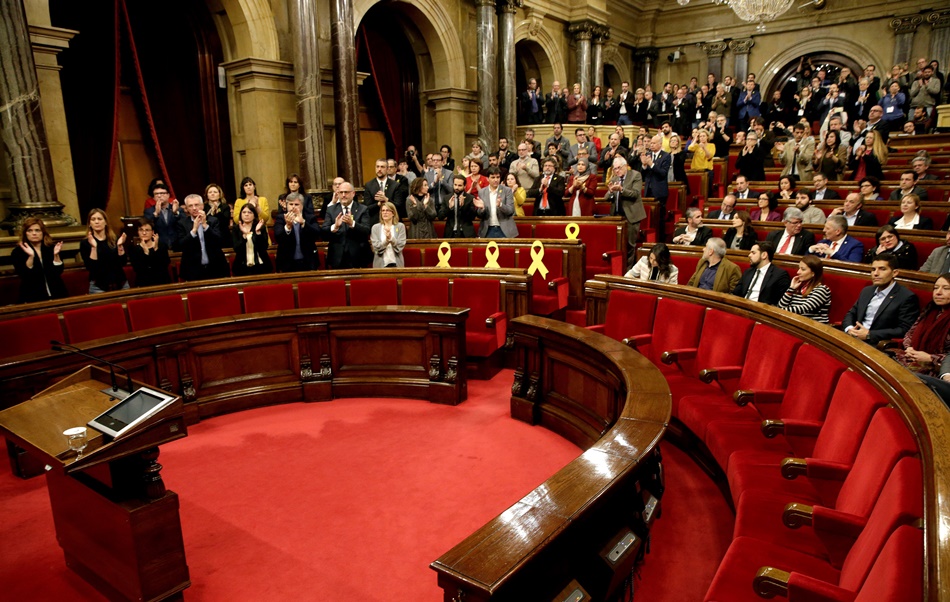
849 129 886 181
232 177 270 227
128 219 171 287
687 237 742 292
828 192 878 227
921 231 950 275
750 192 782 222
528 158 567 217
888 194 934 230
624 242 679 283
708 195 738 220
912 154 938 181
794 191 827 224
895 274 950 376
565 158 598 216
672 207 713 246
724 210 757 251
81 208 129 293
370 201 407 268
143 184 179 251
888 170 929 201
732 175 757 200
440 175 477 237
842 253 920 345
766 207 817 255
178 194 229 281
735 131 766 181
809 214 865 262
12 217 67 303
231 203 272 276
858 176 884 201
732 241 791 305
475 167 517 238
865 224 918 270
274 193 319 272
778 254 832 323
322 181 371 269
204 183 232 248
776 175 797 201
810 173 840 201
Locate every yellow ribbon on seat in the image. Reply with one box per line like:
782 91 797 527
485 242 500 268
527 240 549 279
565 223 580 240
436 241 452 268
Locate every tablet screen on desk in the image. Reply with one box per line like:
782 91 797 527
88 387 176 439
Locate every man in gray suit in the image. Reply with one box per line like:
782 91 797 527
606 156 645 266
921 230 950 275
425 153 454 215
776 123 815 183
509 141 540 190
475 167 518 238
569 127 598 165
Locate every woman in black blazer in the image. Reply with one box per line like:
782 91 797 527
12 218 68 304
723 210 758 251
231 204 273 276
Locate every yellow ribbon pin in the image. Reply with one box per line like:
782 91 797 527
485 242 500 268
527 240 549 279
565 223 580 240
436 241 452 267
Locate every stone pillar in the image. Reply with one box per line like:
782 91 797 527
889 15 923 66
928 10 950 76
475 0 498 153
636 47 659 89
0 0 73 232
698 41 728 83
497 0 521 142
290 0 327 191
569 21 595 96
729 38 755 84
330 0 362 184
428 88 479 162
592 27 610 90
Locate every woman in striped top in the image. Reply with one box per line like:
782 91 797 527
778 254 831 323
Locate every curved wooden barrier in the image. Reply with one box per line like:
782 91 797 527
585 275 950 601
431 315 671 600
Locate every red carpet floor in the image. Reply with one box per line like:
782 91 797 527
0 371 733 601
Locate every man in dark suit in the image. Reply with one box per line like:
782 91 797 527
176 194 229 281
606 157 645 266
808 215 865 262
708 195 738 220
439 175 477 238
766 207 817 256
545 81 567 124
671 207 713 246
364 159 401 223
887 171 929 201
640 135 670 241
810 173 841 201
732 175 758 200
527 158 566 217
322 182 371 269
520 78 543 124
598 133 628 171
828 193 878 228
842 253 920 345
733 241 791 305
386 158 410 216
274 193 320 272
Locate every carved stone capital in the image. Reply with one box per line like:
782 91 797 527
697 41 728 58
474 0 495 8
728 38 754 55
592 25 610 45
568 20 597 41
890 14 924 34
524 8 545 39
635 46 659 62
928 10 950 29
496 0 523 15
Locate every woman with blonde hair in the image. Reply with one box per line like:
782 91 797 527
205 183 232 247
80 208 129 294
849 129 887 181
371 201 407 267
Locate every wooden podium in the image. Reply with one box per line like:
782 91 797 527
0 366 191 602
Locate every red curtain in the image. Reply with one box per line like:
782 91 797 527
358 26 403 154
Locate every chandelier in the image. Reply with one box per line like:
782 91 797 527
678 0 796 31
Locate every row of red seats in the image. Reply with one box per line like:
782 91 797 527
589 290 922 601
0 278 506 362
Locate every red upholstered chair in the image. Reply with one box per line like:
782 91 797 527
243 284 296 313
401 247 422 268
625 298 706 367
63 304 129 344
453 278 506 358
432 221 446 238
516 222 533 238
678 324 801 441
187 288 241 321
0 313 64 359
727 371 889 508
62 270 90 297
401 278 449 306
661 308 755 393
297 280 347 308
526 246 569 316
586 290 657 344
350 278 397 305
538 222 625 281
127 295 187 331
473 245 516 269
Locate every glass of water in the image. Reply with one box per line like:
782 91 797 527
64 427 88 460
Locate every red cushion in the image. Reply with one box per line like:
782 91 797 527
187 288 241 321
704 420 795 473
453 278 505 357
516 223 533 238
61 270 90 297
0 314 64 359
850 526 922 602
350 278 397 305
297 280 346 308
587 290 656 342
401 278 449 306
401 247 422 267
63 304 128 344
127 295 187 331
638 298 706 364
243 284 296 313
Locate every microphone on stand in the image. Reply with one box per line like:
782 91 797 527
50 340 134 399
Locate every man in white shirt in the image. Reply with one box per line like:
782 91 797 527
765 207 817 255
672 207 712 246
887 170 929 201
810 173 840 201
733 175 755 200
732 241 791 304
475 167 517 238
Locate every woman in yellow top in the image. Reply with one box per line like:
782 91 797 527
232 176 271 225
687 129 716 171
505 172 527 217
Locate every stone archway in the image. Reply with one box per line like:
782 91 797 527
602 45 631 88
211 0 280 62
515 21 567 90
603 64 622 92
757 38 883 93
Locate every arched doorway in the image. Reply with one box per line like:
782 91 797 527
604 64 623 93
765 53 864 103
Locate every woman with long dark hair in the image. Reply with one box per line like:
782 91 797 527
624 242 679 284
231 203 272 276
11 218 68 303
896 274 950 377
778 254 831 323
233 176 271 226
80 208 128 294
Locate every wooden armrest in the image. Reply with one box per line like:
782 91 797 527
753 567 790 599
660 348 698 365
547 276 568 290
876 338 903 351
761 419 784 438
780 457 807 479
623 333 652 349
733 389 784 407
698 365 742 383
782 502 814 529
602 250 623 261
485 311 506 328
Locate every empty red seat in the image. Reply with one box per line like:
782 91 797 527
350 278 397 305
127 295 187 331
516 223 533 238
527 245 569 316
187 288 241 321
626 298 706 367
243 284 296 313
453 278 505 357
63 304 128 344
586 290 656 343
401 247 422 267
401 278 449 306
61 270 90 297
473 245 517 269
297 280 347 308
0 313 64 359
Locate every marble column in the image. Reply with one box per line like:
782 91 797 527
330 0 362 184
728 38 754 84
698 41 728 83
591 27 609 90
636 47 659 89
0 0 71 232
475 0 498 153
889 15 922 67
928 10 950 77
290 0 327 190
497 0 521 142
569 21 595 96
